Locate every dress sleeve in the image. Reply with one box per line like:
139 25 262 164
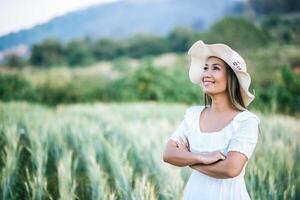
169 118 189 143
227 116 260 160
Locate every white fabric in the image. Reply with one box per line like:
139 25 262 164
169 105 260 200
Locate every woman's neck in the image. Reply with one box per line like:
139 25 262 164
208 93 236 113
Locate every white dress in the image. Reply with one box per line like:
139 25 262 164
169 105 260 200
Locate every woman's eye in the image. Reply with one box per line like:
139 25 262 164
213 67 220 70
203 66 208 70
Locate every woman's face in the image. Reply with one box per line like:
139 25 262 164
201 56 228 95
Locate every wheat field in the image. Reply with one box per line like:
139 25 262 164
0 102 299 200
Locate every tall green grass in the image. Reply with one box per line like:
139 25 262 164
0 102 299 199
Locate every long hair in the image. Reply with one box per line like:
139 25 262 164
204 62 246 111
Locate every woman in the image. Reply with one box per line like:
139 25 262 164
163 40 260 200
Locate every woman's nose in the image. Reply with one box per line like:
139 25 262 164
202 69 212 77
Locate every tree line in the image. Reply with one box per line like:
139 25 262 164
4 15 300 68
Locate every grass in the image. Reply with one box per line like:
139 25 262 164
0 101 299 199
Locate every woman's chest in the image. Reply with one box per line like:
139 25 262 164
187 128 234 155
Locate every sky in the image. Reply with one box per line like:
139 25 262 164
0 0 120 37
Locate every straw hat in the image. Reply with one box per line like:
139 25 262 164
188 40 254 106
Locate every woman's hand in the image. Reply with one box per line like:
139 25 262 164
176 136 190 152
175 137 225 165
195 151 226 165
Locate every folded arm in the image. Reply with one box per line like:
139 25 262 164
190 151 248 179
163 140 201 166
163 139 225 167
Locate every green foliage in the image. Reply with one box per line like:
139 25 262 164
2 15 300 115
250 85 278 113
125 34 169 58
252 67 300 114
4 54 27 68
0 73 38 101
26 17 280 67
261 15 300 44
167 27 196 52
207 17 271 49
30 38 66 67
1 56 300 115
66 39 95 66
277 67 300 114
127 59 169 101
104 58 201 104
113 57 131 73
35 76 108 105
249 0 300 14
92 38 124 60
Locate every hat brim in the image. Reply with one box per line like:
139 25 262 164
188 40 255 106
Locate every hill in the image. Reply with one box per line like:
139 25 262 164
0 0 239 50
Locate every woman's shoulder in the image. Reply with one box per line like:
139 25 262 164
185 104 205 113
183 105 205 123
235 109 261 124
183 105 260 125
184 105 206 117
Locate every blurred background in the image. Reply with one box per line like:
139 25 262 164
0 0 299 114
0 0 299 199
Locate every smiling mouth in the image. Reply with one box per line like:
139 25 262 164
203 80 215 86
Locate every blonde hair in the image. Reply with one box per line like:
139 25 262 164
204 61 246 111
